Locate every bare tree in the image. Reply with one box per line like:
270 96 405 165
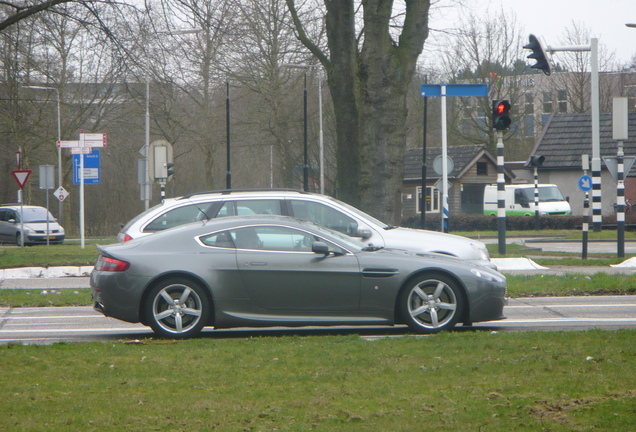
286 0 430 223
437 9 529 158
552 21 620 114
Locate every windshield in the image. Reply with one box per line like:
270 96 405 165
538 186 565 202
299 220 368 251
519 186 565 203
21 207 56 223
326 196 393 229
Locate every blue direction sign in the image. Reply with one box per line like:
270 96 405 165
73 149 101 185
421 84 488 97
578 175 592 191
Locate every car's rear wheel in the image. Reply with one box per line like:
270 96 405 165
398 273 464 334
145 278 210 339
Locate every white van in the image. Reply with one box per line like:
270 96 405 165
483 184 571 216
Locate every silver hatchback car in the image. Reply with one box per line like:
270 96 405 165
118 190 493 268
0 204 65 246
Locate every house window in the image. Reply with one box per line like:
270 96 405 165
524 92 534 115
543 91 553 113
416 186 440 214
541 113 551 126
524 115 535 136
476 162 488 175
557 89 567 112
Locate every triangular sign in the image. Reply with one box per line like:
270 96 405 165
11 169 32 189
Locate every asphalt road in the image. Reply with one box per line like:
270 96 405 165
1 296 635 345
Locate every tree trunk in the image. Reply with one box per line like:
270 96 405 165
289 0 430 223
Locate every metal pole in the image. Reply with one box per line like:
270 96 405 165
534 166 540 230
144 77 150 210
496 131 506 255
617 139 625 257
226 81 231 189
421 78 428 230
80 150 85 249
303 73 309 192
441 86 449 233
319 79 324 194
54 89 62 221
590 38 602 231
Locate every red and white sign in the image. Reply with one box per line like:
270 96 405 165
57 140 80 148
11 169 31 189
80 133 107 147
54 186 70 202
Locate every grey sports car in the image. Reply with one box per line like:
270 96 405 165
91 215 506 338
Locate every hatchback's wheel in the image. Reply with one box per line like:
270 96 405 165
16 233 24 247
145 278 210 339
399 274 464 334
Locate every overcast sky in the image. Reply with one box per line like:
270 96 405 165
427 0 636 66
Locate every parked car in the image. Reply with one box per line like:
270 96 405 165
93 215 507 338
118 189 493 268
0 204 65 246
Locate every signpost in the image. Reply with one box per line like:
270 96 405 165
421 84 488 233
39 165 55 246
57 131 107 248
73 150 101 185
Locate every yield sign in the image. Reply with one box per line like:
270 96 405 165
11 169 31 189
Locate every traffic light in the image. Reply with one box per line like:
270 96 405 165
166 162 175 179
492 100 511 131
530 155 545 167
523 34 551 76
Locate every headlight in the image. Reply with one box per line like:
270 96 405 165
471 268 505 284
473 245 491 261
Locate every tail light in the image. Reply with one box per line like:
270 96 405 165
95 255 130 272
122 234 133 242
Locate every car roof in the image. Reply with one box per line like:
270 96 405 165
177 188 314 201
0 204 48 210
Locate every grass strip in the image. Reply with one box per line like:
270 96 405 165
0 330 634 431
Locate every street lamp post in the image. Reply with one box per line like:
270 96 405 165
283 64 324 193
22 86 63 220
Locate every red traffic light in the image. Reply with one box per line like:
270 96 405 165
492 100 511 131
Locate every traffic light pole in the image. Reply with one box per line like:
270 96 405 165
526 35 601 230
496 131 506 255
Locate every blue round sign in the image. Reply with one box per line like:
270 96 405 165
578 175 592 191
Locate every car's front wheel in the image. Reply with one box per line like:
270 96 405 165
398 273 464 334
145 278 210 339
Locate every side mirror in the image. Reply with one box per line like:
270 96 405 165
312 241 330 256
357 227 372 239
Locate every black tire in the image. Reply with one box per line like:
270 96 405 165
145 278 210 339
398 273 464 334
16 233 24 247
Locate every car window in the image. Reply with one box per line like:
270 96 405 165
199 231 234 248
214 225 346 254
288 200 359 236
144 204 209 232
216 199 281 218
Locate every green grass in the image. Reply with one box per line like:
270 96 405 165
0 242 112 269
0 330 634 431
0 288 91 307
